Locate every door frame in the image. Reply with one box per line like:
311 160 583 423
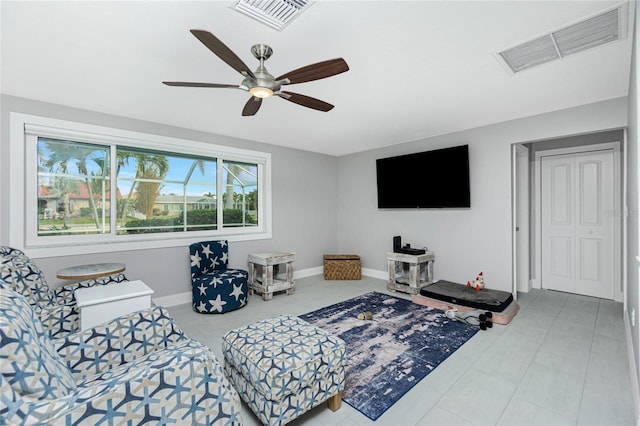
511 144 530 298
534 142 622 301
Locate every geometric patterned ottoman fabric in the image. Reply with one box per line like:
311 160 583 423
0 245 128 338
222 314 346 425
0 288 243 425
189 240 248 314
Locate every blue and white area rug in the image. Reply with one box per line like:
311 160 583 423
299 291 478 421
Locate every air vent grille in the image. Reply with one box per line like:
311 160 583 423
552 9 619 56
500 35 559 73
231 0 314 31
498 5 626 73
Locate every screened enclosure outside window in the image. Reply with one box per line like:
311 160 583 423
16 114 271 256
222 160 258 228
36 140 260 236
37 138 111 236
116 147 219 234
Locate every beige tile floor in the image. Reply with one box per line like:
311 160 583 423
167 276 636 425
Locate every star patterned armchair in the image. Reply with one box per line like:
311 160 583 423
0 246 128 338
0 288 243 425
189 240 248 314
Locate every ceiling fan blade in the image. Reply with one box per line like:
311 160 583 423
163 81 239 88
190 29 256 79
242 97 262 116
276 58 349 85
276 91 334 112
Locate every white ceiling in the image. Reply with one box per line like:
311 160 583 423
1 1 634 156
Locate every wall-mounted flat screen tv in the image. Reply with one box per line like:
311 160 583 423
376 144 470 208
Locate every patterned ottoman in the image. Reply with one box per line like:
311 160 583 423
222 315 346 425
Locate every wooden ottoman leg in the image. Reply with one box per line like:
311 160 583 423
327 391 342 411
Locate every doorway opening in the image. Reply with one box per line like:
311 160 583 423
512 130 624 301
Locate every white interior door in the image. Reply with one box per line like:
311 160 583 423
541 149 614 299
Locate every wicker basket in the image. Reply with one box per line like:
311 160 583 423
323 254 361 280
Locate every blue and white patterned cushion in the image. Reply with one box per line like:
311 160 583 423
192 269 249 314
0 251 56 308
1 288 243 425
53 272 128 304
223 315 345 425
0 289 77 400
190 240 229 278
189 240 248 314
0 246 128 338
0 246 24 257
56 305 185 379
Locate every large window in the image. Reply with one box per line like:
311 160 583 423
11 113 271 256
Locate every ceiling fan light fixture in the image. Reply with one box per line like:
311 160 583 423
164 30 348 116
249 86 273 98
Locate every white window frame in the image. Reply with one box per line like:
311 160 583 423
9 113 272 258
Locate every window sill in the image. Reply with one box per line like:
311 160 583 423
25 229 272 258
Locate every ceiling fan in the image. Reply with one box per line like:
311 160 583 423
163 30 349 116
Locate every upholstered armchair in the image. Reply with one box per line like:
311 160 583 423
189 240 248 314
0 246 128 338
0 288 243 425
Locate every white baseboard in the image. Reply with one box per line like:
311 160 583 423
153 266 343 308
153 291 191 308
362 267 387 280
624 307 640 425
294 266 323 279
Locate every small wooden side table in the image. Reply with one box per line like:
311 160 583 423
386 251 434 295
56 263 126 280
248 252 295 301
74 280 153 331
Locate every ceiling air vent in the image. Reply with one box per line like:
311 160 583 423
498 4 627 73
230 0 314 31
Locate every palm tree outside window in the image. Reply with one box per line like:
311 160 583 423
36 139 260 237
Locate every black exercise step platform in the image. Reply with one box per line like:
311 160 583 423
419 280 514 313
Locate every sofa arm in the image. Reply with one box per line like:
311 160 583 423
54 306 185 380
36 304 79 339
3 341 243 426
54 273 128 303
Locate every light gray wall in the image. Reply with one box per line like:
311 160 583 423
0 95 630 298
337 97 628 293
0 95 339 297
626 0 640 417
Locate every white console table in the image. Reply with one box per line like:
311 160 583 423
75 280 154 330
248 252 295 301
386 251 434 295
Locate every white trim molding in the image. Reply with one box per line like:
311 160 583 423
624 307 640 425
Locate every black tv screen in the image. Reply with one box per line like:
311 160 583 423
376 145 470 208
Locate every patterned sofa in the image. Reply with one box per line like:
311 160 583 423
0 246 128 338
0 288 243 425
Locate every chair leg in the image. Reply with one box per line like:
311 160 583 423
327 392 342 411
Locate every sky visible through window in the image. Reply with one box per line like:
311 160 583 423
38 139 258 198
